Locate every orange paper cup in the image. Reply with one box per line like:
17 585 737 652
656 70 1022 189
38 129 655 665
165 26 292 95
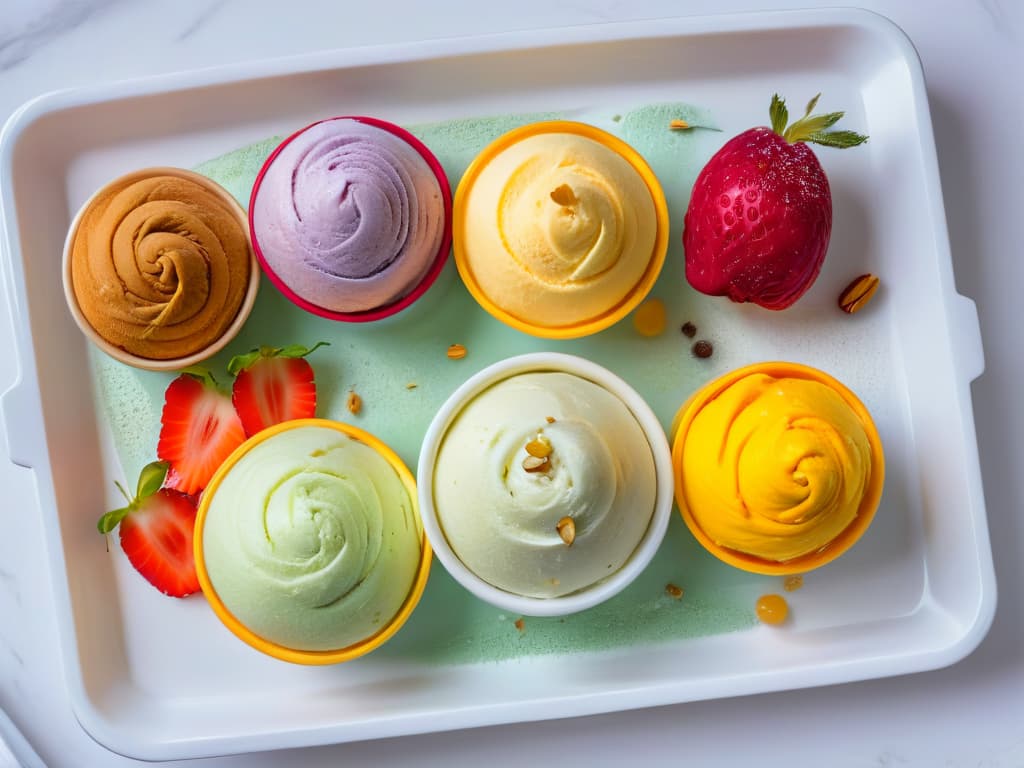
195 419 432 665
453 120 669 339
671 362 885 575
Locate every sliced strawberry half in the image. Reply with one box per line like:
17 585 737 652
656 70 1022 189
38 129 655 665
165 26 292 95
229 343 327 437
97 461 200 598
157 369 245 496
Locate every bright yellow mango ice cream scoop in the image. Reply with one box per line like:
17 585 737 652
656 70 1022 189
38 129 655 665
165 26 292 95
672 362 884 574
454 121 669 338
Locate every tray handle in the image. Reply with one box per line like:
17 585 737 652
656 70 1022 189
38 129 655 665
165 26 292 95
1 376 44 469
952 293 985 383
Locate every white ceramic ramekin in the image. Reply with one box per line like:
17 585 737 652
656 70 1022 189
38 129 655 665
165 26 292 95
417 352 673 617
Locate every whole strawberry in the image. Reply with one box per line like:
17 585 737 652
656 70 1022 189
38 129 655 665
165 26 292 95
683 94 867 309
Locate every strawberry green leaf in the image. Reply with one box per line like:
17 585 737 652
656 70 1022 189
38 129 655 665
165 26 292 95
770 93 868 148
807 129 869 148
277 341 329 359
228 342 329 376
227 349 264 376
180 366 220 389
97 506 131 534
136 461 169 500
784 111 845 142
803 93 821 118
769 94 788 135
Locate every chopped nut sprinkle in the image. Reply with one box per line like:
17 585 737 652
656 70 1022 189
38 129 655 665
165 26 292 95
783 575 804 592
545 416 556 424
556 516 576 546
346 391 362 415
405 382 418 390
522 455 550 473
514 618 525 632
838 273 880 314
669 119 691 130
665 583 684 599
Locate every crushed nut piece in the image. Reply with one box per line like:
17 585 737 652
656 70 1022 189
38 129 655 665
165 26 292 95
838 273 880 314
665 583 684 599
545 416 556 424
405 382 418 390
783 574 804 592
669 119 691 130
346 391 362 415
525 438 552 458
447 343 467 360
522 455 550 473
556 516 576 546
514 618 525 632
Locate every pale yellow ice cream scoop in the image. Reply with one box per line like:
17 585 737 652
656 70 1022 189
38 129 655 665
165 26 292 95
454 121 668 338
432 371 657 597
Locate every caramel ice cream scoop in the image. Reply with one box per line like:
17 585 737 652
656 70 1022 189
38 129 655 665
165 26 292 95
68 168 253 362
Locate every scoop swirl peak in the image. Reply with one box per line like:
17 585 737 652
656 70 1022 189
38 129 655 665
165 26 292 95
70 171 251 360
433 371 656 598
680 372 875 563
252 118 445 314
202 425 422 652
458 126 662 330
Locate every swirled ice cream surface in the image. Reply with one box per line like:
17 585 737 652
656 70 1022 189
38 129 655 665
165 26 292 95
252 119 445 313
433 372 656 598
680 373 873 562
70 173 251 359
460 132 658 328
202 425 421 652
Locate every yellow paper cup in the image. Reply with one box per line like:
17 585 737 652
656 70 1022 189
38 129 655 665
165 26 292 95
195 418 432 665
671 362 885 575
63 167 259 371
453 121 669 339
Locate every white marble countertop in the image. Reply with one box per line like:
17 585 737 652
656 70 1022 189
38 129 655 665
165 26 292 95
1 1 1021 765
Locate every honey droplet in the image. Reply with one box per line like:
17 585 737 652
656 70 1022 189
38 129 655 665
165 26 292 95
633 298 667 337
756 594 789 625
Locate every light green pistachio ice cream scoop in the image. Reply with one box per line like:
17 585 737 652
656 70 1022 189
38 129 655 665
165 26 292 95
433 371 656 598
202 424 421 652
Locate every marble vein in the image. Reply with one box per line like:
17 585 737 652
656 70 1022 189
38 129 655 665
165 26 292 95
0 0 126 71
176 0 228 42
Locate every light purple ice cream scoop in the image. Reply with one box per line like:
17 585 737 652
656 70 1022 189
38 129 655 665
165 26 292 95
252 118 445 314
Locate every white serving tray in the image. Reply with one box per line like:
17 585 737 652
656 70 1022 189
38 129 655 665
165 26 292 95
0 8 994 761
